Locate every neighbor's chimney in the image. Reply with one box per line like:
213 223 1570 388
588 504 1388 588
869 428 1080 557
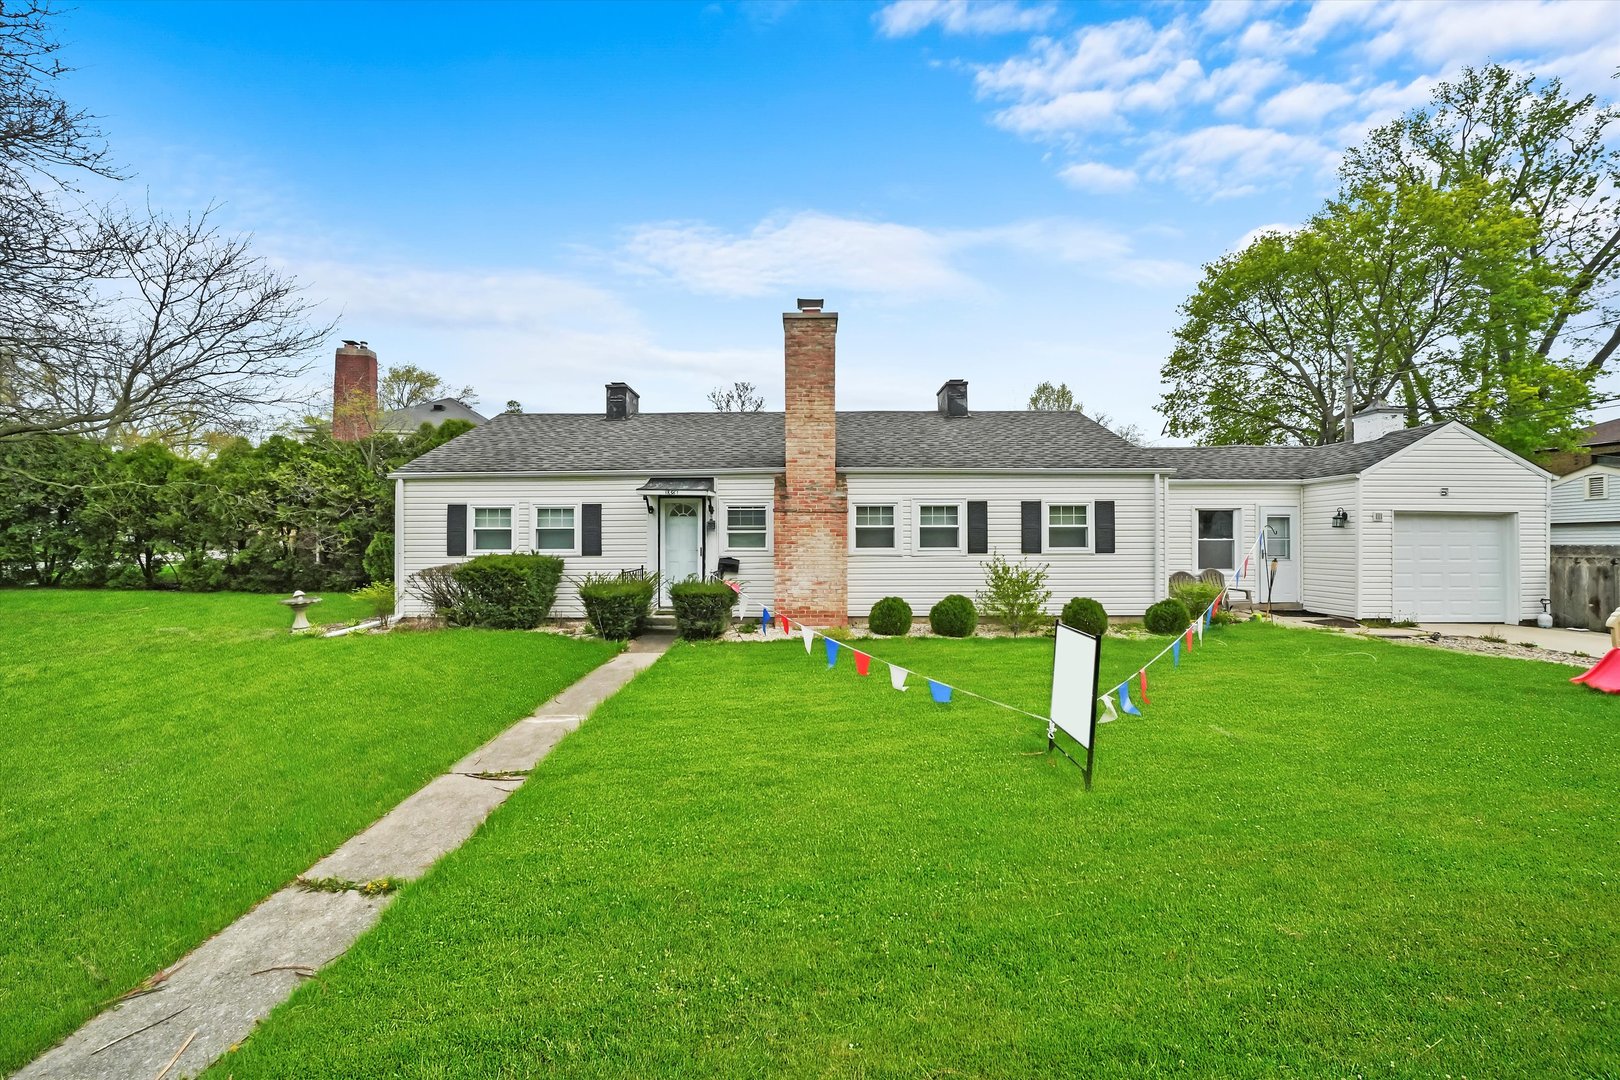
605 382 640 420
775 298 847 626
937 379 969 417
333 340 378 441
1350 397 1404 443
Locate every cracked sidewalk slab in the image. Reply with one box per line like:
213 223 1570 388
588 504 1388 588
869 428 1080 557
17 636 671 1080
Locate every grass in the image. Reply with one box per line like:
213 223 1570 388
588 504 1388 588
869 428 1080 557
209 624 1619 1078
0 589 620 1073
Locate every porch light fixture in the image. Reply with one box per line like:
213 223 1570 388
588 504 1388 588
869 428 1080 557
642 495 655 514
1331 507 1349 529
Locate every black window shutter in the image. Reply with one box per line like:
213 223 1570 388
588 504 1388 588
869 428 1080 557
1095 501 1116 554
581 503 603 556
446 504 467 556
967 501 988 554
1020 501 1042 554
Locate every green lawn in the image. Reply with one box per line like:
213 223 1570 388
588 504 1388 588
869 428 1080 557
0 590 620 1074
209 624 1619 1078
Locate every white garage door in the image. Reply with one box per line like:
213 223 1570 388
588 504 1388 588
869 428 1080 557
1392 513 1511 621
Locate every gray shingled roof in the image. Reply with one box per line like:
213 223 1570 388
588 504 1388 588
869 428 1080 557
1152 423 1443 479
381 398 487 432
393 409 1155 475
392 408 1446 478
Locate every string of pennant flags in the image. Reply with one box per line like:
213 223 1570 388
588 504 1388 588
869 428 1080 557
719 528 1266 734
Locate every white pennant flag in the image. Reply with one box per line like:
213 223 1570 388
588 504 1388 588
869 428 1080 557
1099 694 1118 724
801 624 814 653
1196 617 1204 642
889 664 909 691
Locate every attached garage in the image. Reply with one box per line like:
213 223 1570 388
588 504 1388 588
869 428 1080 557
1391 513 1512 622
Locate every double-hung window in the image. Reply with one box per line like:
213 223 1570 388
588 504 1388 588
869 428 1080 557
1196 509 1236 569
726 505 768 549
472 506 513 551
853 504 896 550
534 506 576 552
916 503 962 551
1047 504 1090 550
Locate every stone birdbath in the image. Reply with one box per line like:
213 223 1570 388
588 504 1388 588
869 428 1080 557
280 590 322 632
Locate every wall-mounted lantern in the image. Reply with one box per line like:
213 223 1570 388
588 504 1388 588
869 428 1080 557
1331 507 1349 529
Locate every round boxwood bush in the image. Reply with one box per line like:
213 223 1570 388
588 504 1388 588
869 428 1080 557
929 594 978 638
1060 596 1108 637
669 578 738 640
576 572 656 640
868 596 913 636
1144 597 1192 635
450 554 565 629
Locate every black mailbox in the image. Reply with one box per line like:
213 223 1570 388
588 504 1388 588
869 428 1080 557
717 556 741 575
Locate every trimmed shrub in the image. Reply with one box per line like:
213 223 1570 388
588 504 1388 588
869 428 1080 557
577 572 656 640
449 554 564 629
929 594 977 638
1169 580 1221 619
868 596 913 636
363 532 395 583
670 578 738 640
1061 596 1108 637
1144 597 1192 635
975 554 1051 636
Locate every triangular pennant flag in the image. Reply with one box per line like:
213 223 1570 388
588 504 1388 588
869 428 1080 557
1139 668 1151 706
853 651 871 676
760 606 771 637
1197 615 1205 641
723 578 741 594
779 613 790 636
825 637 840 668
801 624 814 654
1099 693 1119 723
1212 593 1221 615
1184 625 1194 649
1118 682 1141 716
889 664 909 692
1172 639 1181 667
928 679 952 703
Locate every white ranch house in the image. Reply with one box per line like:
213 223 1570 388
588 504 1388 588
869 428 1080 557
391 302 1552 626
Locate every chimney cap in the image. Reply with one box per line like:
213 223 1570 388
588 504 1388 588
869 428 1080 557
796 298 824 312
341 339 359 348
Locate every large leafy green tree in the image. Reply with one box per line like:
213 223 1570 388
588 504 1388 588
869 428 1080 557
1162 65 1612 455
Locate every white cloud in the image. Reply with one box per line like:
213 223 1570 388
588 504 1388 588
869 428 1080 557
1143 125 1335 199
1258 81 1357 127
1058 161 1139 193
1233 221 1297 251
875 0 1057 38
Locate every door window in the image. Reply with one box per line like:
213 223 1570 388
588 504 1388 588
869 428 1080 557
1196 510 1235 569
1264 515 1291 560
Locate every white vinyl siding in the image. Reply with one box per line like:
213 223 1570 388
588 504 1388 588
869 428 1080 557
471 507 513 551
845 473 1158 618
397 474 777 617
1300 477 1359 617
1551 465 1620 545
1357 425 1549 623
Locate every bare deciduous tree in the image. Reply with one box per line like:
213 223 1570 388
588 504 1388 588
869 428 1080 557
707 381 765 412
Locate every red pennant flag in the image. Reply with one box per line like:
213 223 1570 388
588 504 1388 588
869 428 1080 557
778 613 790 635
1139 668 1151 706
1212 594 1220 615
1184 625 1194 649
723 579 740 594
854 651 871 676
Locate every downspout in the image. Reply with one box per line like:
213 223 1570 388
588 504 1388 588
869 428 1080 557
393 477 405 617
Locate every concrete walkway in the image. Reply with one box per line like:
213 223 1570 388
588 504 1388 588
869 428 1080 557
16 634 671 1080
1272 613 1609 658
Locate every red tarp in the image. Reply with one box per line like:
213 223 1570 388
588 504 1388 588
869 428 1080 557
1571 649 1620 693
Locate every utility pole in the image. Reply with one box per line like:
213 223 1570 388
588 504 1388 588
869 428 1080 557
1340 347 1355 443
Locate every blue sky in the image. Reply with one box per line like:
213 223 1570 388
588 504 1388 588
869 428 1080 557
58 0 1620 437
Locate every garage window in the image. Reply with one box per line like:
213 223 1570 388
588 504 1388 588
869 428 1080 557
1197 510 1235 569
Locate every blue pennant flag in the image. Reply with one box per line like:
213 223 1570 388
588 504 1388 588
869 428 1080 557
1172 639 1181 667
1118 682 1141 716
928 679 952 703
1204 606 1212 628
760 606 771 637
825 637 841 668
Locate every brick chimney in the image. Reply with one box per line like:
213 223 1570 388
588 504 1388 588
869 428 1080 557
333 340 378 442
774 299 847 625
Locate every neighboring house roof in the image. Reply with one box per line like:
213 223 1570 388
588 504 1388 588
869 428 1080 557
1552 459 1620 486
1583 417 1620 447
381 398 486 432
1151 424 1444 479
394 409 1154 475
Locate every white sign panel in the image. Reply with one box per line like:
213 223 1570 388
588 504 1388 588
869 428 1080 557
1050 623 1099 749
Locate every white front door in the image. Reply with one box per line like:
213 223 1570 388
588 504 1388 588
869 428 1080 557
659 498 704 606
1392 513 1510 622
1259 506 1300 605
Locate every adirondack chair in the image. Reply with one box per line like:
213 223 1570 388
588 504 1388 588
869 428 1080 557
1199 567 1253 605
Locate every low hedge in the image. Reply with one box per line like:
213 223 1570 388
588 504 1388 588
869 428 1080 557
577 573 656 640
1144 597 1192 635
868 596 913 636
450 554 564 629
1169 580 1221 619
670 578 738 640
929 594 977 638
1060 596 1108 637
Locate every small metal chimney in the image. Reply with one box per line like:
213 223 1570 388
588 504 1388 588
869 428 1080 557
605 382 640 420
796 298 824 313
936 379 969 417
